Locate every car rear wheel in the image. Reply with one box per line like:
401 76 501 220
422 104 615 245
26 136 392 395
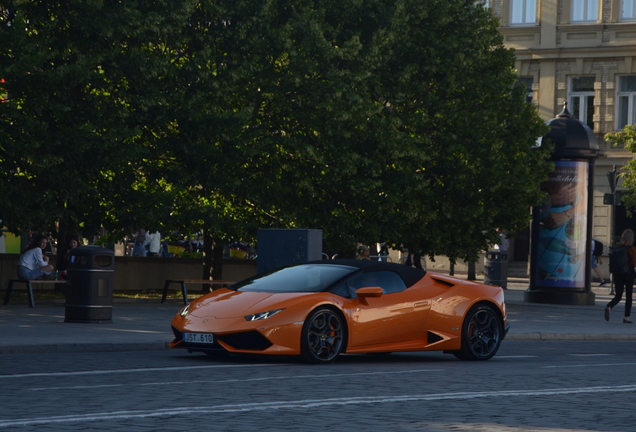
301 308 346 364
453 304 503 361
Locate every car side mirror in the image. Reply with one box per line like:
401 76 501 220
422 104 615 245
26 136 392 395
355 287 383 305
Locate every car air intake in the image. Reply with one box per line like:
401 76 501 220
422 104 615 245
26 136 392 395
216 331 273 351
431 277 455 287
427 332 444 344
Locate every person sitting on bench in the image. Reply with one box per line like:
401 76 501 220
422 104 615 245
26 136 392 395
56 235 80 279
17 234 55 280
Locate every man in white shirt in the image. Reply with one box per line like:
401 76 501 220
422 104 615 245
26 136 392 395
493 232 509 252
146 231 161 257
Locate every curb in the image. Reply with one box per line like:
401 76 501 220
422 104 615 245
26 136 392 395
506 333 636 341
3 334 635 355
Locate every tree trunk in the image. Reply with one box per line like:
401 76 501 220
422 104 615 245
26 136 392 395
467 261 476 281
212 237 224 281
202 229 213 282
202 231 225 290
56 215 77 270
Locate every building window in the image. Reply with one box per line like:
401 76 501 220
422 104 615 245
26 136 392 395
571 0 598 22
569 76 595 129
517 77 534 103
621 0 636 21
618 76 636 129
510 0 536 25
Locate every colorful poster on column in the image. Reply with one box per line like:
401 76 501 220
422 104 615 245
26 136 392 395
535 161 588 288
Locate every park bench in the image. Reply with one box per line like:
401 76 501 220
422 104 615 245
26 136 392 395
4 279 68 308
161 279 237 305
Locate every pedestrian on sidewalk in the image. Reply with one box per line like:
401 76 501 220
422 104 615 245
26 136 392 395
403 250 423 269
56 235 81 279
591 239 606 287
132 229 147 257
493 230 509 252
605 229 636 324
356 245 371 260
145 231 161 257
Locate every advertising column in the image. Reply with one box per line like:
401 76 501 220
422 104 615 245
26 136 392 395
525 103 598 305
535 161 588 288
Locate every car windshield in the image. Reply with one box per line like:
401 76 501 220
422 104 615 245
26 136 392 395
233 264 356 293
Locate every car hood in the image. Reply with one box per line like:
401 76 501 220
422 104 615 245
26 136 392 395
188 289 313 319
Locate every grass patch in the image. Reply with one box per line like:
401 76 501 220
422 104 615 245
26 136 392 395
2 290 66 301
113 290 204 300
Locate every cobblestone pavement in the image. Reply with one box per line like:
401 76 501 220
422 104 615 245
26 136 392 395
2 279 636 431
1 341 635 431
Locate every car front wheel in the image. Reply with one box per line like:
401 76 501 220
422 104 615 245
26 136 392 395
453 304 503 361
301 308 346 364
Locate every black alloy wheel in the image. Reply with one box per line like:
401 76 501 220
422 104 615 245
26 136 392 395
301 308 346 364
453 304 503 361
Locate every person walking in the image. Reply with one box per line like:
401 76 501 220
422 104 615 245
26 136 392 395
605 229 636 324
591 239 606 287
403 251 423 269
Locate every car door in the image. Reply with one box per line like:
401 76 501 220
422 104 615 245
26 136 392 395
343 271 430 347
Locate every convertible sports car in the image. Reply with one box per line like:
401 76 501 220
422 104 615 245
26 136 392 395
169 260 509 363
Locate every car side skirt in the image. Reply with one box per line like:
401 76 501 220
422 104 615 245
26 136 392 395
344 330 461 354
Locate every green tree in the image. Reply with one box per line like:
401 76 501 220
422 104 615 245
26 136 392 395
1 0 552 267
161 0 552 260
605 124 636 209
0 1 194 249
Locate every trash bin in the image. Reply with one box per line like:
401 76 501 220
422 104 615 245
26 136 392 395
65 246 114 323
483 250 508 289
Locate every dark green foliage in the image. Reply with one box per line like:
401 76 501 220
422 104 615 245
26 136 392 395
605 125 636 213
0 0 551 261
0 0 193 240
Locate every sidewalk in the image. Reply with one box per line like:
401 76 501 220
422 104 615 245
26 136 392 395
1 279 635 355
0 298 180 355
503 280 636 340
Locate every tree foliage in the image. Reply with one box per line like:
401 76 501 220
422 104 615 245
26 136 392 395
0 0 195 243
605 125 636 210
0 0 552 261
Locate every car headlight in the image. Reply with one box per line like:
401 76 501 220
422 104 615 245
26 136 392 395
180 304 190 317
245 308 284 321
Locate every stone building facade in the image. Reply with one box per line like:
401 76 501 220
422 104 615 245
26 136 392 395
490 0 636 258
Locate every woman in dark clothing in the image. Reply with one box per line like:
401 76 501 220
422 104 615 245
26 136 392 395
57 235 80 279
605 229 636 324
403 251 423 269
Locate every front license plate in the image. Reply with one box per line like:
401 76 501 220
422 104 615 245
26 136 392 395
183 332 214 344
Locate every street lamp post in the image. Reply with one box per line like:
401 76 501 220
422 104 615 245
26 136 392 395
605 165 618 245
605 165 618 295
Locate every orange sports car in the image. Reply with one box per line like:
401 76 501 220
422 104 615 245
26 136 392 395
169 260 509 363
